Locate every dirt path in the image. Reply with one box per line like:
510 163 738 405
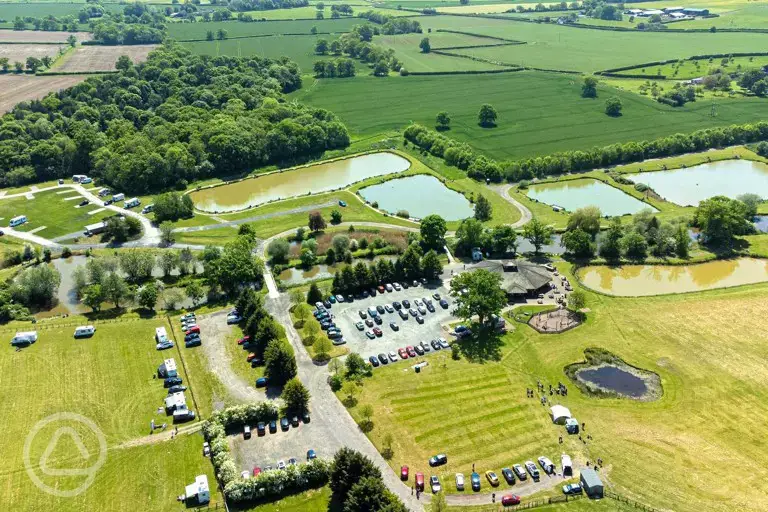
112 423 202 450
197 311 262 403
493 184 533 228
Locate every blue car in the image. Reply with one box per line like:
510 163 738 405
256 377 268 388
470 472 481 491
338 200 347 207
307 449 317 460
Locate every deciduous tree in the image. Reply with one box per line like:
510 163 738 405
450 268 506 329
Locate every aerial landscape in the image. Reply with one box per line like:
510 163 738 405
0 0 767 511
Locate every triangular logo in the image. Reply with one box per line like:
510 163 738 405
39 427 92 476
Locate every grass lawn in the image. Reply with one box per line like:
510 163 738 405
609 55 768 80
0 189 114 239
223 323 266 389
293 71 768 161
341 268 768 511
0 314 223 511
231 486 332 511
167 18 359 40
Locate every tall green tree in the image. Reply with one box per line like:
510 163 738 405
307 283 323 305
599 218 624 261
522 218 554 254
450 269 507 329
582 76 598 98
420 214 447 251
474 194 492 221
330 448 382 502
674 225 690 259
421 250 443 281
478 104 497 127
137 283 158 310
435 111 450 131
419 37 431 53
566 206 601 237
490 225 517 255
694 195 752 246
561 228 594 258
344 476 407 512
264 340 297 385
281 378 311 415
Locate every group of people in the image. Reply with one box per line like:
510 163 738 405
527 380 569 400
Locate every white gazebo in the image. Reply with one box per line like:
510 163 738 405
550 405 572 424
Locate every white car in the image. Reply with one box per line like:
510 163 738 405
388 351 398 362
227 314 242 324
438 338 450 349
430 475 441 493
393 282 401 291
241 470 249 479
455 473 465 491
277 460 286 470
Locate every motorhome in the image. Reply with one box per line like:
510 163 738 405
74 326 96 338
9 215 27 228
124 197 140 208
112 193 125 203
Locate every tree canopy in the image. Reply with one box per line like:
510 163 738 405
450 268 507 329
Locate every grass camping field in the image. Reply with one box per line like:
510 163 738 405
0 315 222 511
343 266 768 512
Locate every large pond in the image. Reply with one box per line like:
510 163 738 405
577 365 648 398
526 179 655 216
579 258 768 296
191 152 411 212
358 175 474 221
627 160 768 206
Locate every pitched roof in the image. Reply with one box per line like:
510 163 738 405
474 260 552 294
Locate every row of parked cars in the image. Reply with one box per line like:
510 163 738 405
243 449 318 480
367 337 450 368
181 314 203 348
316 279 432 311
355 293 450 338
313 304 346 345
243 412 310 440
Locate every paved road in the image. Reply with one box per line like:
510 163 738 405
174 200 337 233
493 184 533 228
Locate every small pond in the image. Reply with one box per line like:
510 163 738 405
755 215 768 233
627 160 768 206
191 152 411 212
358 175 474 220
577 365 648 398
517 234 565 255
278 256 397 286
526 179 655 216
579 257 768 296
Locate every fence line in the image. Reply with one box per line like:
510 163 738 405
605 491 663 512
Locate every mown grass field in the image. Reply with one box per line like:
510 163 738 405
377 32 511 72
181 35 325 72
0 315 222 511
293 71 768 161
0 189 113 239
344 266 768 512
167 17 359 40
611 55 768 80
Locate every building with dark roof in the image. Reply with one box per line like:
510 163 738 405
473 260 553 299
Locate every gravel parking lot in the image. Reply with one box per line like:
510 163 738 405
326 281 456 363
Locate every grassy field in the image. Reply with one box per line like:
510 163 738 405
402 15 768 72
167 17 359 40
0 189 114 239
343 264 768 512
232 486 331 511
610 55 768 80
0 314 222 511
293 71 768 161
377 32 512 72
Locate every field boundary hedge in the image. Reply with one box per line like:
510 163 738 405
37 70 116 76
173 30 345 43
432 42 522 50
407 68 525 75
433 28 526 44
597 52 768 77
0 40 66 45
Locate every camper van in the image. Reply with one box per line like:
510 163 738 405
112 193 125 203
74 326 96 338
11 331 38 347
141 204 154 214
97 188 111 197
84 221 107 237
72 174 88 183
9 215 27 228
124 197 140 209
81 177 93 184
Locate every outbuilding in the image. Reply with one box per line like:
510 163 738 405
550 405 572 424
185 475 210 505
561 454 573 476
580 468 604 498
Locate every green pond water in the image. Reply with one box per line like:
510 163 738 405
526 179 655 216
191 152 410 212
627 160 768 206
358 175 474 220
579 258 768 296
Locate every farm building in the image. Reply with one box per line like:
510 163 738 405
474 260 553 299
580 468 604 498
683 7 709 15
185 475 210 505
663 6 684 13
550 405 572 424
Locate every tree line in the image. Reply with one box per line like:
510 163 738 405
327 24 403 76
0 44 350 192
358 10 422 34
313 58 356 78
208 0 309 13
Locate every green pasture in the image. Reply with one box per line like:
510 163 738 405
293 71 768 161
0 189 113 239
167 17 359 40
0 315 222 511
611 54 768 80
345 264 768 512
377 32 512 72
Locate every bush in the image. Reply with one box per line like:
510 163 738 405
395 210 410 218
61 247 72 258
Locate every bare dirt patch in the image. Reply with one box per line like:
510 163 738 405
0 74 88 112
0 29 92 43
54 44 157 72
0 43 64 63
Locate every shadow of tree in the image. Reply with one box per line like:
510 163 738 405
456 327 504 363
358 420 374 433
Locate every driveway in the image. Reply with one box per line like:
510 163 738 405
492 184 533 228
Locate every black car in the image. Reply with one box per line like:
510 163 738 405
431 339 441 350
359 310 367 319
168 385 187 394
409 308 418 317
376 305 386 314
291 416 300 427
402 299 411 309
185 338 201 348
502 467 516 485
399 310 408 320
378 353 389 365
426 303 435 313
429 454 448 467
369 355 380 367
393 301 402 310
184 332 200 341
78 199 89 206
414 345 424 355
440 299 449 309
373 316 383 325
390 322 399 331
415 315 424 324
103 199 113 206
257 422 266 436
401 281 409 289
303 412 311 423
280 417 290 431
269 420 277 433
362 290 370 298
369 288 377 297
164 377 182 388
323 300 332 308
433 293 441 301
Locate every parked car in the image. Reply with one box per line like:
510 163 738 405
365 319 374 328
431 339 441 350
369 355 380 367
455 473 465 491
402 281 409 289
356 322 365 331
393 282 402 291
430 475 442 493
185 338 201 348
269 420 277 433
277 460 286 470
385 304 394 313
563 483 583 495
376 304 386 314
438 338 450 349
414 298 423 307
485 471 500 487
373 327 382 337
256 422 266 436
103 199 113 206
328 295 337 304
366 330 375 339
390 322 399 331
241 471 249 480
339 200 347 207
415 472 425 492
429 454 448 467
420 341 431 353
538 456 555 475
164 377 182 388
525 461 540 481
359 310 367 319
307 449 317 460
433 293 441 300
185 332 201 342
78 199 89 207
303 412 311 423
243 425 251 439
256 377 268 388
168 385 186 394
377 285 386 293
368 307 378 317
470 472 481 491
388 351 398 362
291 416 299 427
369 288 377 297
378 353 388 365
426 302 435 313
336 294 345 303
252 467 261 477
409 308 418 317
185 326 200 336
501 494 521 506
398 310 408 320
502 467 515 485
415 315 424 324
323 300 332 309
513 464 527 481
226 314 241 324
280 417 289 431
247 353 259 362
401 465 409 481
398 348 409 359
414 345 424 356
402 299 411 308
440 299 449 309
392 301 402 310
385 283 393 292
406 346 417 357
156 341 174 351
374 316 383 325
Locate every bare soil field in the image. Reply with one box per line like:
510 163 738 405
0 74 88 112
0 43 64 63
54 44 157 72
0 29 92 43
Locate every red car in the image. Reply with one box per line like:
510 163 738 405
406 345 417 358
373 327 382 337
185 325 200 335
415 472 425 492
377 285 386 293
502 495 521 506
246 353 258 362
238 335 251 345
400 465 409 481
252 467 262 477
398 348 409 359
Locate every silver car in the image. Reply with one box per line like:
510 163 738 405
388 351 398 362
455 473 465 491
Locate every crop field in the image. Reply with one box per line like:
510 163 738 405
293 71 768 160
0 74 88 112
0 315 222 511
182 35 325 72
346 268 768 512
52 44 156 72
167 17 359 40
0 43 65 64
402 15 768 72
611 55 768 79
0 189 114 239
0 29 91 43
